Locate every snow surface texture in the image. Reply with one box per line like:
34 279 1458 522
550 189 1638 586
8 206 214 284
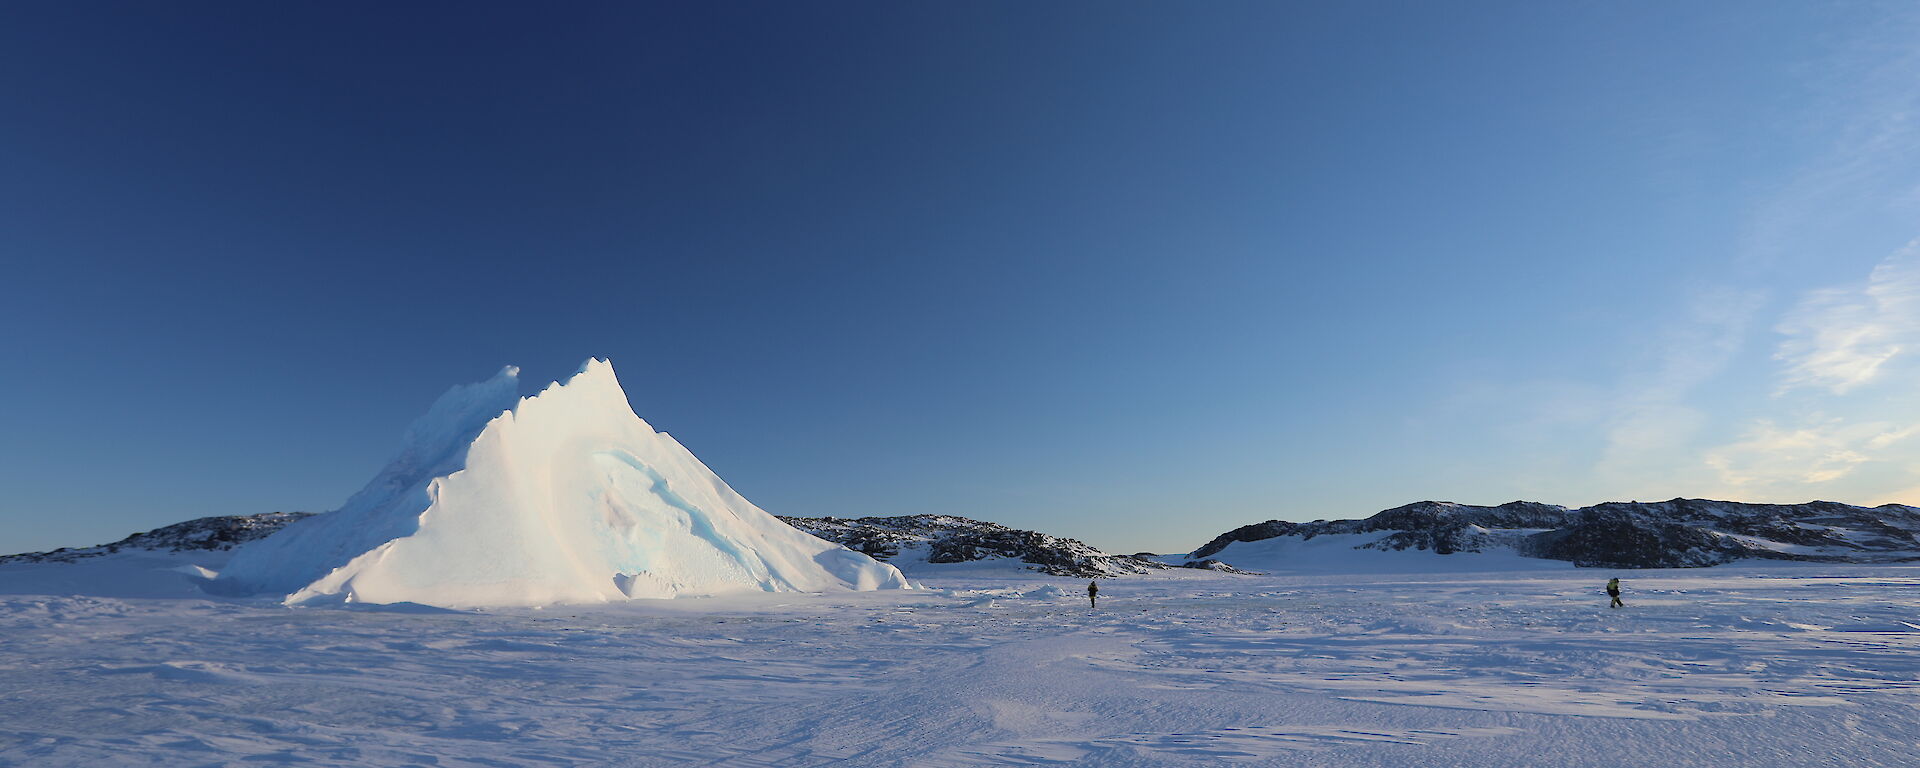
214 359 910 608
3 551 1918 766
780 513 1166 577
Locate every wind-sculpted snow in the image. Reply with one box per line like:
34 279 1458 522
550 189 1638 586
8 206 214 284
779 514 1166 577
1193 499 1920 569
5 564 1919 766
214 359 910 607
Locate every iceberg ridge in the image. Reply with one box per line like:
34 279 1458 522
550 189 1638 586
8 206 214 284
216 359 911 607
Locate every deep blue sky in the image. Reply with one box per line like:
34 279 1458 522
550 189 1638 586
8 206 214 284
5 2 1920 554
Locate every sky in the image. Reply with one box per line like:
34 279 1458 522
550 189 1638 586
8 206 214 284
3 2 1920 555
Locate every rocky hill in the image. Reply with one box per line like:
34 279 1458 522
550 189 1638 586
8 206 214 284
1192 499 1920 569
779 514 1164 578
1 512 314 564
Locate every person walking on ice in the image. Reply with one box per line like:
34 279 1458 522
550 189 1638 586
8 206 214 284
1606 577 1623 609
1087 580 1099 609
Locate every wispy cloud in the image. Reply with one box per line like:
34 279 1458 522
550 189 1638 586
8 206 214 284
1463 10 1920 506
1596 287 1763 479
1740 15 1920 271
1600 15 1920 480
1774 239 1920 394
1702 240 1920 501
1666 15 1920 502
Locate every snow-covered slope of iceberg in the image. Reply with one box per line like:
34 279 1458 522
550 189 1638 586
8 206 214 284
216 359 912 608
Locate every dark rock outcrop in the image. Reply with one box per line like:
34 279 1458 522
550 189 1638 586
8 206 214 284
1192 498 1920 569
1191 501 1570 559
1179 558 1259 574
1522 511 1745 568
779 514 1165 578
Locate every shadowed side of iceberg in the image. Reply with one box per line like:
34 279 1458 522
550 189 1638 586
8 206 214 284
213 366 524 597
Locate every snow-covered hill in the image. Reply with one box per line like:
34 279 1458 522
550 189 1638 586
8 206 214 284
212 359 910 607
1193 498 1920 569
779 514 1165 577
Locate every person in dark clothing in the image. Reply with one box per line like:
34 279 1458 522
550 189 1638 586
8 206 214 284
1607 577 1623 608
1087 580 1099 609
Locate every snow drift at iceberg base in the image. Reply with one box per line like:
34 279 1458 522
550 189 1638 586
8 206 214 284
214 359 913 608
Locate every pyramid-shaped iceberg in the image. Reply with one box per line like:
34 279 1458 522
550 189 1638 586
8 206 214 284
217 359 912 608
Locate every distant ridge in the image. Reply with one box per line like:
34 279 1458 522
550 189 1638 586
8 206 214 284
0 512 312 565
780 514 1165 578
21 496 1918 580
1192 498 1920 568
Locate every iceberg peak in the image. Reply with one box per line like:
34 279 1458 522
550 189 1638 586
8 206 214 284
216 360 910 607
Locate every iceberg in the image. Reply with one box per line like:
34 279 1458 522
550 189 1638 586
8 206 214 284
216 359 912 608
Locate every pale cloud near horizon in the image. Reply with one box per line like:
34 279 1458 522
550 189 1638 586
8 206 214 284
1645 14 1920 504
1705 416 1920 491
1433 13 1920 508
1591 16 1920 505
1745 13 1920 390
1703 239 1920 499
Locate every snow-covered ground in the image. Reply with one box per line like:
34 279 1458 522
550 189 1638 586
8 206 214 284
4 553 1919 766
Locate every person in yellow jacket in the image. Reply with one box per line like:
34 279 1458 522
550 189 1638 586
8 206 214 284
1607 577 1623 608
